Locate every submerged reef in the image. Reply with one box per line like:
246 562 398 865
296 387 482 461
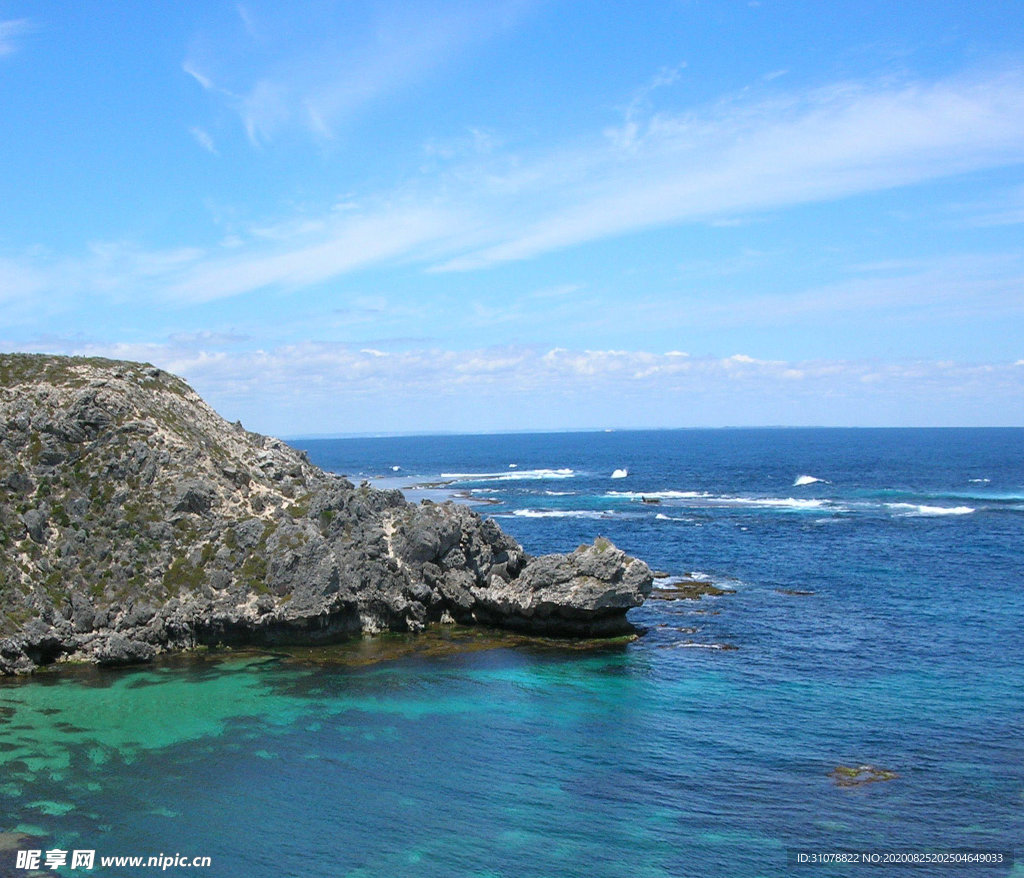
829 765 900 787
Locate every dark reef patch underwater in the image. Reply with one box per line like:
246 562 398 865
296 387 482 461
3 427 1023 877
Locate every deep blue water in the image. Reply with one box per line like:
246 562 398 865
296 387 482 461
2 428 1022 877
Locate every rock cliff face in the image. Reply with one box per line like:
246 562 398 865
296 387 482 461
0 354 652 674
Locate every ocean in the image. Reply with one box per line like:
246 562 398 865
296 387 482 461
2 428 1022 877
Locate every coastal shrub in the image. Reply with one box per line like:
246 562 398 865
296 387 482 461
240 554 269 593
286 499 310 519
27 435 42 464
257 521 277 547
162 557 204 595
200 541 216 565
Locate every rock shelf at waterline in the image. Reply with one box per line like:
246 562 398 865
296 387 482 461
0 354 652 675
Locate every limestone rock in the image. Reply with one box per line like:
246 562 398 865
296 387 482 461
0 354 652 674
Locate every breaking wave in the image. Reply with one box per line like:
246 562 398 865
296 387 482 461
441 468 575 482
607 490 710 500
607 490 832 512
887 503 975 517
715 497 829 510
507 509 611 519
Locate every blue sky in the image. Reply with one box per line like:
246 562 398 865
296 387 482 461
1 1 1023 434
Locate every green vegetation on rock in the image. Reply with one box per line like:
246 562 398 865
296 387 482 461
1 353 652 675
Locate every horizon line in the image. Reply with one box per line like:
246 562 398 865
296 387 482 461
282 424 1024 442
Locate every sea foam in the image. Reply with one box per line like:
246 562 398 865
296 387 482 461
887 503 975 517
441 468 574 481
607 490 710 500
608 489 832 511
509 509 610 519
694 496 830 511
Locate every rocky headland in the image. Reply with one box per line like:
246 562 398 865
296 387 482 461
0 354 652 675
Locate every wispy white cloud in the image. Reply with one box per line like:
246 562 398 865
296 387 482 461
18 337 1023 432
235 3 259 41
0 200 479 313
414 66 1024 279
660 252 1024 330
189 126 218 155
0 18 32 56
168 330 250 345
423 127 501 162
182 60 215 91
528 283 585 300
164 203 471 303
605 63 686 151
186 1 532 145
83 241 207 299
436 68 1024 270
0 256 46 303
4 67 1024 314
240 79 291 145
957 183 1024 227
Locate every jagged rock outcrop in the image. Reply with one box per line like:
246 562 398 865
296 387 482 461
0 354 652 674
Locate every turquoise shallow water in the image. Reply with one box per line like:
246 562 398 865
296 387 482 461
2 429 1023 877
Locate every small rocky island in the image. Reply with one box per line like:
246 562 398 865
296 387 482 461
0 354 652 675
